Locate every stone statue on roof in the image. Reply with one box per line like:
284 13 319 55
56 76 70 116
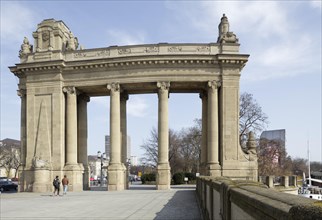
217 14 239 44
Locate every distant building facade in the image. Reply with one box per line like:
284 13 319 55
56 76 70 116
105 135 131 159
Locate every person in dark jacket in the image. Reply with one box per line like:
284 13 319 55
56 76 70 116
52 176 60 196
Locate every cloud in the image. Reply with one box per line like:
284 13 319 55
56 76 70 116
310 1 322 9
0 2 38 44
128 96 148 117
105 29 146 46
165 1 321 81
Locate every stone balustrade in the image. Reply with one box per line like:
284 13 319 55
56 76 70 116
196 176 322 220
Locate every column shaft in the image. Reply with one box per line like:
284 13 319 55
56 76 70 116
120 93 128 164
156 82 171 190
18 89 27 165
109 83 121 164
77 94 89 164
207 81 220 174
158 82 170 164
64 87 78 165
200 92 208 175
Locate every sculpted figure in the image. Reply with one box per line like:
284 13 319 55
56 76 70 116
32 156 49 169
217 14 239 44
66 32 78 51
246 131 258 161
19 37 32 57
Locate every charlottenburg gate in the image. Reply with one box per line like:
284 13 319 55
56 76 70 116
10 15 258 192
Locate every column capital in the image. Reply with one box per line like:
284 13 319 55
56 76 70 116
199 90 208 99
157 82 170 92
63 86 78 95
107 83 120 92
120 92 129 102
208 80 221 90
78 93 90 102
17 89 26 97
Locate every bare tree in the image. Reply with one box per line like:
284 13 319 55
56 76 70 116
140 127 181 171
0 143 21 178
239 92 268 148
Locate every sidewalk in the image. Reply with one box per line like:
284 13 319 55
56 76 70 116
0 184 202 220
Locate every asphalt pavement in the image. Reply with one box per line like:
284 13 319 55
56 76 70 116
0 183 202 220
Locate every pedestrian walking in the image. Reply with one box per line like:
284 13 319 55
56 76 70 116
62 175 69 195
52 176 60 196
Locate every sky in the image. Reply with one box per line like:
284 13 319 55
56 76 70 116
1 1 321 163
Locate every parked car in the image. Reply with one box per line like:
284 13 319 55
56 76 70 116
0 181 18 192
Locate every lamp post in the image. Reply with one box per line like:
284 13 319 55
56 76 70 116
127 158 131 185
97 151 106 187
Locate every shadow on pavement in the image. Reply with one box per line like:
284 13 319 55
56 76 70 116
154 190 202 220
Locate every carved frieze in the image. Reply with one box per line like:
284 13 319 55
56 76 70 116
196 46 210 52
32 156 50 169
118 48 131 55
168 46 182 52
144 46 159 53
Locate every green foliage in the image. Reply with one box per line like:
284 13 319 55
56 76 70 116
172 172 196 185
141 173 156 184
172 172 185 185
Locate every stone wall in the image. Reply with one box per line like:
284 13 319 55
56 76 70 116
196 176 322 220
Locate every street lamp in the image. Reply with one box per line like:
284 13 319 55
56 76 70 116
97 151 106 187
126 158 131 185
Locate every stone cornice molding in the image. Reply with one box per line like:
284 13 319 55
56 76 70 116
107 83 120 92
208 81 221 91
63 86 78 95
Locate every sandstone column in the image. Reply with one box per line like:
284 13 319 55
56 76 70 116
107 83 124 191
120 92 129 189
207 81 221 176
200 91 208 175
156 82 171 190
77 94 90 190
63 86 84 192
17 89 27 166
64 87 78 165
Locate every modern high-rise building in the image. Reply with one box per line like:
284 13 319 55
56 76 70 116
105 135 131 159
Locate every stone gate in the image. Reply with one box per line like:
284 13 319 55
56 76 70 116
9 14 258 192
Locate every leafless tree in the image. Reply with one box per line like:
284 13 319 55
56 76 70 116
239 92 268 148
0 143 21 178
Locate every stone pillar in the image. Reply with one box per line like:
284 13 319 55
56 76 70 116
107 83 124 191
64 87 78 165
207 81 221 176
120 92 129 189
200 91 207 175
17 89 27 166
17 89 27 191
77 94 90 190
156 82 171 190
63 86 84 192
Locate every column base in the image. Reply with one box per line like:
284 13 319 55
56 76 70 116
83 165 90 190
157 163 170 190
108 163 125 191
33 168 51 193
63 163 84 192
207 163 221 177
